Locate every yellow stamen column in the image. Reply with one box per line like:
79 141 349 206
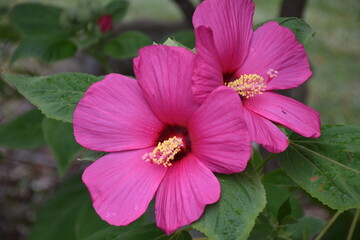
226 74 266 98
142 136 184 167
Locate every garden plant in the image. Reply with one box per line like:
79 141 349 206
0 0 359 239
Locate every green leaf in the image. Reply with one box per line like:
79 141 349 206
74 34 101 49
0 24 21 41
75 202 110 240
192 165 266 240
249 212 322 240
0 109 45 149
28 175 89 240
277 198 292 223
263 169 302 220
170 231 192 240
80 223 169 240
263 183 302 220
42 118 82 176
4 73 102 123
28 174 164 240
248 210 278 240
250 148 263 170
77 149 107 161
103 31 152 59
164 29 195 49
77 208 191 240
162 37 191 49
278 125 360 210
11 35 77 63
262 169 298 188
9 3 65 35
326 209 360 240
114 224 165 240
75 199 150 240
104 0 129 22
302 227 310 240
284 217 325 240
254 17 315 45
249 213 324 240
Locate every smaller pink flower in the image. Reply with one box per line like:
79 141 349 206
73 45 251 234
97 14 113 33
192 0 321 153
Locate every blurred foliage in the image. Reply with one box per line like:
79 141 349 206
1 0 358 124
42 118 82 177
103 31 152 60
278 125 360 211
254 17 315 45
0 109 45 149
252 0 360 125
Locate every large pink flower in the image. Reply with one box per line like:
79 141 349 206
73 45 251 234
192 0 321 153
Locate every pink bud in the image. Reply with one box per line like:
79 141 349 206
97 15 113 33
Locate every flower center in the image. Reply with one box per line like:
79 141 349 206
142 136 184 167
226 74 266 99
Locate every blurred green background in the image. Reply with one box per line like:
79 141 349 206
2 0 360 124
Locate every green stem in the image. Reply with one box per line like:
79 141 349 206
181 226 193 232
172 226 192 235
315 210 342 240
97 56 113 73
346 209 360 240
91 48 112 73
256 153 276 173
169 226 193 240
85 41 113 74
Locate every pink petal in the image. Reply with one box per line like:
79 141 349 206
189 86 251 174
193 0 254 74
82 148 167 226
238 22 312 90
73 74 163 152
155 154 220 234
134 45 198 126
242 108 288 153
244 92 321 138
192 26 223 104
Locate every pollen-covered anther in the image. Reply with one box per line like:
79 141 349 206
226 74 266 99
142 136 184 167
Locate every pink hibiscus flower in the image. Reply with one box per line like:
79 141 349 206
192 0 321 153
73 45 251 234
